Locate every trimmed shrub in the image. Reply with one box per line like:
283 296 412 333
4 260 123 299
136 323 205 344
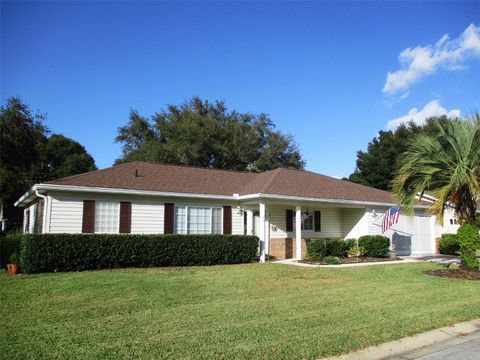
1 232 22 267
307 238 327 258
438 234 460 255
345 238 357 251
307 238 355 259
19 233 259 273
326 238 349 257
457 223 480 269
358 235 390 258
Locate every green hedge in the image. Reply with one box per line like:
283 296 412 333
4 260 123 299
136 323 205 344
358 235 390 258
19 233 259 273
307 238 328 258
0 232 22 267
438 234 460 255
457 224 480 269
306 238 355 259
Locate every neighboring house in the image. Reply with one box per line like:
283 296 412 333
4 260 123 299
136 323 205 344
15 161 444 259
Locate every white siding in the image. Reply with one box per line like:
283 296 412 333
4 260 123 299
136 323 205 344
47 191 242 235
341 208 368 239
367 207 386 235
23 204 36 233
131 201 164 234
442 208 460 234
49 195 83 233
232 209 244 235
268 206 342 238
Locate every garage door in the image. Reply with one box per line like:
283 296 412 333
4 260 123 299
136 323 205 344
388 213 435 256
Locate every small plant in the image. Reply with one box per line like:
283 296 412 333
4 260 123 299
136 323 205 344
358 245 367 257
457 223 480 270
347 245 359 257
345 238 356 250
303 255 322 263
9 252 19 265
438 234 460 255
323 256 340 265
7 252 20 275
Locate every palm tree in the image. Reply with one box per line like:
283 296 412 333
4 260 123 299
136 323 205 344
393 114 480 225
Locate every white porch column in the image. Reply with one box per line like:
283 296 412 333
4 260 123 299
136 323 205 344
259 203 266 263
265 208 270 259
246 210 253 235
296 205 302 261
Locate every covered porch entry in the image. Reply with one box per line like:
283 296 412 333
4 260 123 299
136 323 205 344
241 200 370 262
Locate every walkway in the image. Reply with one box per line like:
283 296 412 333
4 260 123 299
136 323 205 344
272 255 461 268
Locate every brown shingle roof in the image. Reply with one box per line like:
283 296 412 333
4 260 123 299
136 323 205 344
253 168 394 203
48 161 395 203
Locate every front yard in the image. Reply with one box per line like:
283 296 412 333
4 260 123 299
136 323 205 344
1 263 480 359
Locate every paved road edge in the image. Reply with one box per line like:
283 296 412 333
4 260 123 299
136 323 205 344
321 318 480 360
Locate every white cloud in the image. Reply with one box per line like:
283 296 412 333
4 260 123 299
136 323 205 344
386 100 461 130
383 24 480 95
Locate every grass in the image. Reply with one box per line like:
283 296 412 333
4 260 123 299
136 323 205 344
1 263 480 359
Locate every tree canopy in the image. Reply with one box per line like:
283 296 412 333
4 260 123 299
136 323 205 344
393 115 480 225
115 97 305 171
0 97 96 229
348 116 452 190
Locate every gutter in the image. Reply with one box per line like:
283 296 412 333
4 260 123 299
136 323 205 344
35 190 48 233
15 183 429 209
15 183 237 206
236 193 430 209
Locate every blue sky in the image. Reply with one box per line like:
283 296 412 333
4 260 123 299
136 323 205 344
1 1 479 178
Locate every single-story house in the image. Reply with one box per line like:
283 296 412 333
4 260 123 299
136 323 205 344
15 161 446 260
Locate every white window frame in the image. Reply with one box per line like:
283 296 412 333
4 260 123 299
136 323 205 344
293 211 315 231
94 201 120 233
174 205 223 235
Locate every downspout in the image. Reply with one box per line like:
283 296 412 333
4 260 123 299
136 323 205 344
35 190 48 234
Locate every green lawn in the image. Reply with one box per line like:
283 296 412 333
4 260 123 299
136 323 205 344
1 263 480 359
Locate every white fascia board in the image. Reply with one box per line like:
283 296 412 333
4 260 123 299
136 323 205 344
14 186 38 207
15 184 237 206
15 184 430 210
236 193 429 209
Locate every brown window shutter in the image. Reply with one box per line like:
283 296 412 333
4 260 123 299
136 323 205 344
164 203 174 234
119 202 132 233
223 206 232 234
82 200 95 233
286 209 293 232
314 211 321 232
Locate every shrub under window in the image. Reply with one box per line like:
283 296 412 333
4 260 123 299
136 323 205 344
18 233 259 273
358 235 390 258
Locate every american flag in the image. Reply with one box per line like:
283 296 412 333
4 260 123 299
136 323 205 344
382 206 400 233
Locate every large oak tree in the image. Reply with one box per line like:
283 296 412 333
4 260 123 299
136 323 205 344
115 97 305 171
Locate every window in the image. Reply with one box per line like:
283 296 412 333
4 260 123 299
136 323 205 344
450 218 458 225
95 201 119 233
174 205 222 234
293 211 314 231
24 210 30 234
